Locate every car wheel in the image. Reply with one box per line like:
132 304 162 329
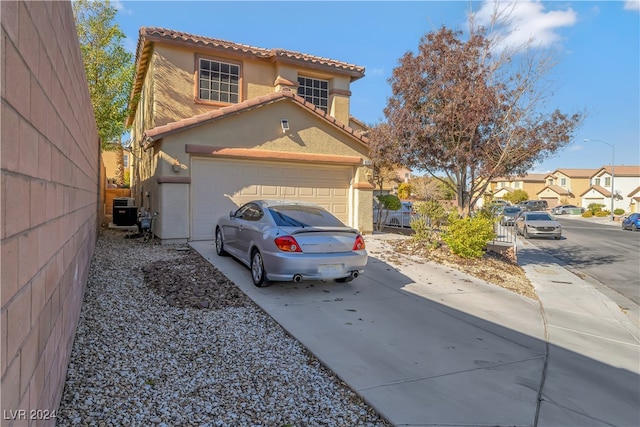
554 235 561 240
215 227 227 256
633 224 639 232
250 249 268 287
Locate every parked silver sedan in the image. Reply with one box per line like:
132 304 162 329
514 211 562 240
215 200 367 287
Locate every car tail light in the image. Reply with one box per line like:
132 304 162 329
274 236 302 252
352 235 366 251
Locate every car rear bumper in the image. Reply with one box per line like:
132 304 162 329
261 250 368 282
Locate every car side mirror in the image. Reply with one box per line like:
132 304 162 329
229 210 235 219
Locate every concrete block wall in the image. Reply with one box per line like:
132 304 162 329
1 1 100 425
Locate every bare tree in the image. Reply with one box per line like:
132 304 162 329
379 7 584 216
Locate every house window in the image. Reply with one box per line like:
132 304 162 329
514 182 520 189
594 178 601 186
297 77 328 112
605 177 611 187
123 154 129 168
560 178 566 186
198 58 239 103
548 179 554 185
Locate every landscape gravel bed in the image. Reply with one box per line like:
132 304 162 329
56 230 389 426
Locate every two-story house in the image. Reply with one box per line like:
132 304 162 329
489 173 546 202
537 169 597 208
125 28 374 242
581 165 640 213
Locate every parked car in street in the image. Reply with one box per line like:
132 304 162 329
520 200 549 212
621 213 640 231
551 204 585 215
499 206 522 226
514 211 562 239
215 200 367 287
374 201 417 228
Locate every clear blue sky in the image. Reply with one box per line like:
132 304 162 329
114 0 639 174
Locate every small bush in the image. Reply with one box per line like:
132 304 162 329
411 200 447 245
582 211 593 218
587 203 605 215
614 208 625 215
443 213 496 259
595 210 609 217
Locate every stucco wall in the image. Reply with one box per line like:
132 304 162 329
1 1 100 425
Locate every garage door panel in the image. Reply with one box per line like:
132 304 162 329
191 158 353 240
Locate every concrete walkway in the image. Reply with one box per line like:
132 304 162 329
191 228 639 426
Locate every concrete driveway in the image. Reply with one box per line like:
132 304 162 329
191 232 639 426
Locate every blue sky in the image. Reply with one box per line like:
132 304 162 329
113 1 639 174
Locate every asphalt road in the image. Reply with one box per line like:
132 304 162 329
524 216 640 306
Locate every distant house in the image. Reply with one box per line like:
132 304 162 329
125 28 373 242
489 173 547 201
581 165 640 213
537 169 598 208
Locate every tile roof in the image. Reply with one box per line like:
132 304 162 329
141 90 369 149
137 27 365 78
546 168 599 178
491 173 546 182
538 185 571 196
593 165 640 177
579 185 611 197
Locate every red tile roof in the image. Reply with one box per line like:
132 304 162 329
137 27 365 78
141 90 369 149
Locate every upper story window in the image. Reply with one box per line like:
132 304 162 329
605 177 611 187
297 77 328 112
198 58 240 104
123 154 129 168
514 182 521 189
560 178 567 186
594 178 601 186
548 178 554 185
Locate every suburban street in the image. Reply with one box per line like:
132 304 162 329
522 216 640 306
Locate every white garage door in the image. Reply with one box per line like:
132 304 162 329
191 158 353 240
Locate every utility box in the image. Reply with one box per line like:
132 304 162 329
113 205 138 226
113 197 135 207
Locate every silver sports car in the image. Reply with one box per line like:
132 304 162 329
215 200 368 287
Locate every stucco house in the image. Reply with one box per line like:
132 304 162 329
580 165 640 213
125 28 374 242
487 173 547 202
537 169 597 208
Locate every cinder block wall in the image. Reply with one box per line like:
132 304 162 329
1 1 100 425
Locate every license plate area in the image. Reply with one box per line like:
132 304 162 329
319 264 342 276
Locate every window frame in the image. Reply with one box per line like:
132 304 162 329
297 76 329 112
195 55 242 106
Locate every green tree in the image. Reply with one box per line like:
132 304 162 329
73 0 134 150
397 182 412 199
377 8 583 217
503 189 528 204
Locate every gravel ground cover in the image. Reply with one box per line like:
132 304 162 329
56 230 389 426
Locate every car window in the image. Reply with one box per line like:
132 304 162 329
234 203 264 221
504 207 520 214
527 213 552 221
268 205 345 227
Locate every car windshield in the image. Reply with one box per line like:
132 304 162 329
268 205 345 227
504 207 521 214
527 213 553 221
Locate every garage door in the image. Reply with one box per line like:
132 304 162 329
191 158 353 240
